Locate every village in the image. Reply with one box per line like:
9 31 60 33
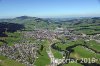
0 27 100 66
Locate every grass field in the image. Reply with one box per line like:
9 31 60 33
34 48 50 66
55 40 85 50
0 42 3 46
51 48 63 59
0 55 25 66
87 40 100 52
70 46 100 62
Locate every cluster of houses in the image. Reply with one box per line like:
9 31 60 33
24 29 56 41
54 27 100 42
0 43 38 66
23 27 100 43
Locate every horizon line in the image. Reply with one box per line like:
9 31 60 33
0 15 100 19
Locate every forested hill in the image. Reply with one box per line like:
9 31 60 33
0 22 24 37
0 16 45 24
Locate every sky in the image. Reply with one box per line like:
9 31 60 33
0 0 100 18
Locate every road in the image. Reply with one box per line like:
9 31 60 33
46 43 64 66
46 45 56 66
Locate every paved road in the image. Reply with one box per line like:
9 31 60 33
46 44 64 66
46 45 56 66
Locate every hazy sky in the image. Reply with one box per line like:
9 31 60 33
0 0 100 18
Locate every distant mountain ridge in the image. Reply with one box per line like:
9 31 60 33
0 16 44 24
0 16 100 35
0 16 100 24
